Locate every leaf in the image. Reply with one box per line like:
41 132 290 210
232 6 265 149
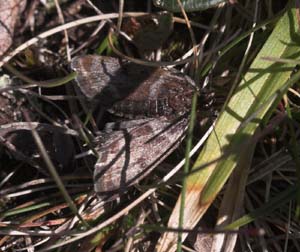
211 136 257 251
122 12 173 53
156 2 300 251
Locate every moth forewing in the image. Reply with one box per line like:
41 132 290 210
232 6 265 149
70 55 121 100
109 68 195 119
70 55 195 119
70 55 156 106
93 116 188 198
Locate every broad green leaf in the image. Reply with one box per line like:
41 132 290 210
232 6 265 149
156 2 300 251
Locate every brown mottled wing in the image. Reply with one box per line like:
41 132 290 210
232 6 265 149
93 116 188 198
70 55 156 107
71 55 121 100
110 68 195 118
71 55 195 118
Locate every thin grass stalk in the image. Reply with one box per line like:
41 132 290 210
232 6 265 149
22 113 89 228
177 93 198 252
176 0 199 250
3 63 76 88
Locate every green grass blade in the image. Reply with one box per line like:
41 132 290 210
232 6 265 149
224 185 297 230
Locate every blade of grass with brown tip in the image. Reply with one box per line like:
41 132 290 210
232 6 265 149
156 2 300 251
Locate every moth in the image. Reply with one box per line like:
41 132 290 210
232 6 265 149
71 55 195 198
